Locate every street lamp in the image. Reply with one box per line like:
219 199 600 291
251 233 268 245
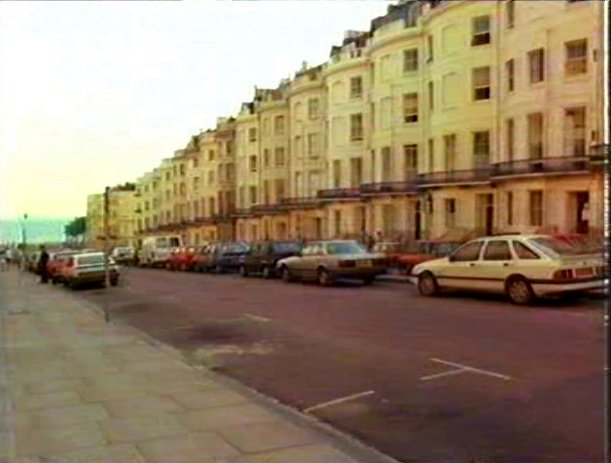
21 213 28 269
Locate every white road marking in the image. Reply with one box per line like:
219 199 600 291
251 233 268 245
244 313 271 323
420 368 469 381
304 390 375 414
430 358 512 381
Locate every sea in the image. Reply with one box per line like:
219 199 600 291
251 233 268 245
0 217 71 245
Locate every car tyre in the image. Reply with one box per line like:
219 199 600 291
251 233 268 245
214 264 223 274
317 268 333 287
110 278 118 287
362 276 375 285
417 271 439 297
239 265 248 277
281 265 294 283
505 276 536 305
261 265 273 279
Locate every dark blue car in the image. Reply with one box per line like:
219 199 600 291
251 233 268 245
207 242 250 274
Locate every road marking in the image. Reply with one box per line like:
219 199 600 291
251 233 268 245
244 313 271 323
303 390 375 414
430 358 512 381
420 368 469 381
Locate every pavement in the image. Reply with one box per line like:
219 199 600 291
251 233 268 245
0 269 398 463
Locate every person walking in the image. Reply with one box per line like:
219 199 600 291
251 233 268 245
38 245 50 283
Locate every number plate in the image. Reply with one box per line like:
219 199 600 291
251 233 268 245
575 267 593 278
358 260 372 267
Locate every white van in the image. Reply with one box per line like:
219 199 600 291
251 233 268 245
140 235 182 267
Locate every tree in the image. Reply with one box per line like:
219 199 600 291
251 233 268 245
65 217 86 238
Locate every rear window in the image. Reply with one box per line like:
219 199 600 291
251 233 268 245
529 237 601 257
326 242 367 255
77 255 104 265
273 242 302 253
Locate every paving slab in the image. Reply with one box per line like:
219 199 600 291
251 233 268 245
136 432 241 462
240 443 361 463
219 420 320 454
171 389 249 410
103 395 184 418
181 403 281 432
15 421 106 457
100 414 189 444
29 403 109 427
13 390 82 411
51 443 146 463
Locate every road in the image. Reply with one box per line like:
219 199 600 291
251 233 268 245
71 267 605 463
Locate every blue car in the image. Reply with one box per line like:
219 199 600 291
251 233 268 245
207 242 250 274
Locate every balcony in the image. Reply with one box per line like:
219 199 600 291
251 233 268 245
361 174 419 195
317 187 361 201
418 167 492 187
232 208 253 219
251 203 285 216
492 156 591 178
280 197 320 210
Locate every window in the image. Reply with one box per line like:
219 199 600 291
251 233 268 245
274 115 285 135
403 93 418 123
334 210 342 236
565 39 587 75
263 149 270 168
444 199 456 228
444 134 456 171
249 155 257 172
473 67 491 100
381 147 392 181
308 98 319 119
275 147 286 166
208 150 215 161
403 48 418 72
529 48 545 83
506 118 515 161
275 179 285 201
263 181 271 204
332 160 341 188
248 128 257 142
294 136 302 158
473 131 490 167
512 241 540 260
483 240 512 261
506 59 515 92
249 186 257 205
193 176 200 190
350 76 363 98
529 190 543 226
528 113 544 159
506 0 515 28
350 113 364 141
350 158 362 187
451 241 483 262
207 170 215 184
428 138 435 172
564 107 586 157
307 133 319 158
506 192 514 226
427 35 434 62
193 158 199 168
472 16 491 46
428 81 434 110
262 118 270 135
404 144 418 176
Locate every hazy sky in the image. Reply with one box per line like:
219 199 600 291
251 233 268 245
0 0 389 220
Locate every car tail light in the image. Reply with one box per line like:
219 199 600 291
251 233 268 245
66 258 74 268
338 260 356 268
553 269 572 280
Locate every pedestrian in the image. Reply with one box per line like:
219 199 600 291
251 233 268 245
366 233 375 252
38 245 50 284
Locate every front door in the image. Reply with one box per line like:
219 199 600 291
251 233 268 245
476 194 494 236
437 240 484 289
575 191 590 234
476 239 514 292
414 201 422 241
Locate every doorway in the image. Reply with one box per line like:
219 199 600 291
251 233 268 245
476 194 494 236
573 191 590 234
414 200 422 241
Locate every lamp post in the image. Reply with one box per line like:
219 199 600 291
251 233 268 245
21 213 28 270
103 187 110 322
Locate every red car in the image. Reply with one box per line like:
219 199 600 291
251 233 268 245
48 250 81 285
166 247 198 271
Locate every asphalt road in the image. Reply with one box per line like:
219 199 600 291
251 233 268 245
71 267 605 463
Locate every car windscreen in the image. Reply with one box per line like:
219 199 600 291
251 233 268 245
77 255 104 265
326 242 367 255
225 244 248 253
528 237 601 257
273 242 302 253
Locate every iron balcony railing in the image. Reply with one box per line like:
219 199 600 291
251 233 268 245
418 166 492 186
492 155 590 177
361 173 419 195
317 187 361 200
280 197 320 209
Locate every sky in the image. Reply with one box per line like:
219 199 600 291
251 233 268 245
0 0 390 220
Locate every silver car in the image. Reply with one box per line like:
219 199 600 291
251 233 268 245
62 252 120 289
276 240 386 286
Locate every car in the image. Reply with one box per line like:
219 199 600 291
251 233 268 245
192 243 219 272
166 247 198 271
410 234 605 305
140 235 182 268
111 246 135 265
239 240 303 278
61 252 120 289
276 240 386 286
206 242 250 274
48 250 81 285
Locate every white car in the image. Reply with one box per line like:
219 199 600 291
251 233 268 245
410 234 605 305
62 252 120 289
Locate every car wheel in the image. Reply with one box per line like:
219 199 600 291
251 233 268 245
110 278 118 287
281 265 294 283
214 265 223 274
261 265 272 279
362 276 375 285
51 277 57 285
417 271 439 297
239 265 248 277
68 280 77 291
317 268 333 287
505 276 535 305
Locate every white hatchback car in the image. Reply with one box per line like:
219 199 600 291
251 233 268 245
410 234 605 305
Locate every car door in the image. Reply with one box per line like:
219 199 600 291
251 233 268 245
437 240 484 289
475 239 514 293
293 243 316 278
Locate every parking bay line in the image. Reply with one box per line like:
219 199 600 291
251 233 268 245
303 390 375 414
428 358 512 381
244 313 272 323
